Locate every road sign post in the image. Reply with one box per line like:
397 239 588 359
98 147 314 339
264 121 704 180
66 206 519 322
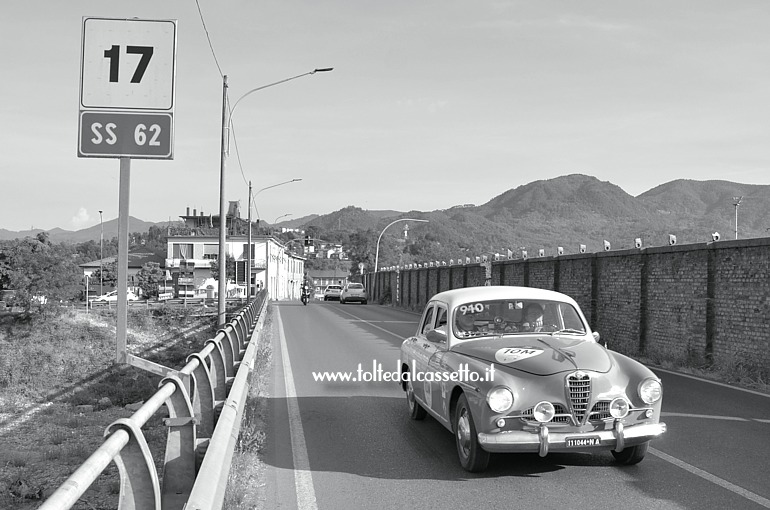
78 17 177 365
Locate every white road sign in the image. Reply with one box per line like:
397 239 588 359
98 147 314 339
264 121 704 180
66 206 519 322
80 17 176 110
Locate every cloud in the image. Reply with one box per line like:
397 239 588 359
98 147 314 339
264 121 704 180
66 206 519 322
71 207 91 230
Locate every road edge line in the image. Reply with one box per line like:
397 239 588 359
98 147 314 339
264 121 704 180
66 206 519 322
649 447 770 508
276 307 318 510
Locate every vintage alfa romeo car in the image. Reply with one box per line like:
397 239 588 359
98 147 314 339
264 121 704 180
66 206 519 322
400 286 666 472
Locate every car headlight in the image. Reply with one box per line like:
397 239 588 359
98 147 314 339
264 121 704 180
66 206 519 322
639 379 662 404
609 397 630 418
533 401 555 423
487 387 514 413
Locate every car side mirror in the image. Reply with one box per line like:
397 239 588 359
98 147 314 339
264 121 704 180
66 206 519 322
592 331 601 343
426 328 447 344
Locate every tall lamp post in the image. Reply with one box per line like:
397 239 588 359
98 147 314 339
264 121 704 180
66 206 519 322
218 69 331 324
375 218 429 273
98 210 104 296
732 196 742 240
247 179 301 299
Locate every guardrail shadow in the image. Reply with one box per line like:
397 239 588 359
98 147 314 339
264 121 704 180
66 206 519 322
0 313 216 435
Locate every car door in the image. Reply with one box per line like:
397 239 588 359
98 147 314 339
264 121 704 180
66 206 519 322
425 304 451 421
409 303 436 408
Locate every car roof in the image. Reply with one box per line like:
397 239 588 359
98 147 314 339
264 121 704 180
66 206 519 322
430 286 579 309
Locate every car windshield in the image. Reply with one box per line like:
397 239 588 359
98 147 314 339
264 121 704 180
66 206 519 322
453 299 586 339
327 286 341 291
348 284 364 290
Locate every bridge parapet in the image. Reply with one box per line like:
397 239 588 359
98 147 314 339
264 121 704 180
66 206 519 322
40 290 269 510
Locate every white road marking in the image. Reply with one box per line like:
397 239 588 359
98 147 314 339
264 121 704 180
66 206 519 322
651 367 770 398
276 308 318 510
347 320 416 324
650 447 770 509
661 412 748 422
335 307 411 340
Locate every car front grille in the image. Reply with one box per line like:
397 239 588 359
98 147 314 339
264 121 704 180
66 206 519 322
588 400 611 421
521 403 571 424
567 372 591 423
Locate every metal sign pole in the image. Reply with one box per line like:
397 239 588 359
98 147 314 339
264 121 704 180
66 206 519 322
116 157 130 364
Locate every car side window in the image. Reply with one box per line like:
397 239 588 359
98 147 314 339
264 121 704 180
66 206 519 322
435 306 448 331
420 305 435 335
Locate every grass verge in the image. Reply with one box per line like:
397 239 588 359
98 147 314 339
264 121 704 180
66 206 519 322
0 304 217 509
223 305 274 510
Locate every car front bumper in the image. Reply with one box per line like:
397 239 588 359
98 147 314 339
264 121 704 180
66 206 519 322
478 421 666 456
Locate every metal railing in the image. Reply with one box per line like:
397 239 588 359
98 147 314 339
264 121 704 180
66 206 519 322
40 290 269 510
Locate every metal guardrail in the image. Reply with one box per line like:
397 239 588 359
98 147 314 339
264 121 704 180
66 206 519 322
40 290 269 510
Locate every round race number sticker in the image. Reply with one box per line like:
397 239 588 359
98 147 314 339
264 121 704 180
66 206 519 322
494 347 544 364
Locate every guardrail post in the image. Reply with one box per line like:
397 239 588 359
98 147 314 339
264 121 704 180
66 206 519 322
205 338 229 402
104 418 161 510
159 374 197 510
218 326 240 367
236 311 248 343
186 353 216 438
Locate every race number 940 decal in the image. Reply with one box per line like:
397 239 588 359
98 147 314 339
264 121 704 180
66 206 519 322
459 303 485 314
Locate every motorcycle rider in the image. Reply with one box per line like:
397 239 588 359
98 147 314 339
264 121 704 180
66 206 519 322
300 273 313 302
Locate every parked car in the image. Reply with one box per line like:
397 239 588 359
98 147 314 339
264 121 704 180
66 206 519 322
399 286 666 472
340 283 367 304
323 284 343 301
90 290 140 303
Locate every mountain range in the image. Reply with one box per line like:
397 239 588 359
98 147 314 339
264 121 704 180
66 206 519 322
3 175 769 255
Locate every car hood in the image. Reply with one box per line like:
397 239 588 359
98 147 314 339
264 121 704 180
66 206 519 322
451 335 612 376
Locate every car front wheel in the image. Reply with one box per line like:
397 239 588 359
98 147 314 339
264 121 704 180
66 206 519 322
611 442 648 465
454 393 490 472
405 377 427 420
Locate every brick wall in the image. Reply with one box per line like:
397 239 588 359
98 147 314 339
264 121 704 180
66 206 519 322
366 238 770 371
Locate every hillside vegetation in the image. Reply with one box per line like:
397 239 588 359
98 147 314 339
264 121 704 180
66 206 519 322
297 175 770 271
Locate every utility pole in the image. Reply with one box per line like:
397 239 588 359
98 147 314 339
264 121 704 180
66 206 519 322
218 75 228 325
247 181 252 298
99 210 103 296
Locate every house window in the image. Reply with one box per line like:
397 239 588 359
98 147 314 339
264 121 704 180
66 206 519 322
173 243 194 259
242 243 255 258
203 244 218 260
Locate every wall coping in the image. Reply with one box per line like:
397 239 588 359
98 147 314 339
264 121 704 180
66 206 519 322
378 236 770 273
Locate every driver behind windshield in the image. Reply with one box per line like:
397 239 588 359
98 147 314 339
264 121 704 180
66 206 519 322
522 303 544 332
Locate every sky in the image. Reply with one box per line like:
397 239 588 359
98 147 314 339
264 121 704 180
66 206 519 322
1 0 769 232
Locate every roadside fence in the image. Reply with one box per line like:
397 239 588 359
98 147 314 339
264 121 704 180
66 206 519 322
39 290 269 510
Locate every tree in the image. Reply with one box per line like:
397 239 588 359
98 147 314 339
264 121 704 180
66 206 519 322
0 235 84 309
91 261 119 290
136 262 165 299
210 255 236 281
346 229 376 277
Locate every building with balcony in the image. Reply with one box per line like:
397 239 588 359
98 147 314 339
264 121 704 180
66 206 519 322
166 204 304 300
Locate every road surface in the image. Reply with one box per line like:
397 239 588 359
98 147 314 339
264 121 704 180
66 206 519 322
260 300 770 509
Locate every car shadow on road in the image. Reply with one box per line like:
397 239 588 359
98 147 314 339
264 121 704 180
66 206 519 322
258 394 623 481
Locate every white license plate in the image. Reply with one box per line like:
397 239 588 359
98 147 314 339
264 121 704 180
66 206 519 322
566 436 601 447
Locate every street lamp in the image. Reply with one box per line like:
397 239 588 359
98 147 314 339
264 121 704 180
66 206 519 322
99 210 103 296
218 69 332 324
732 196 742 240
247 178 302 299
375 218 429 273
273 213 292 224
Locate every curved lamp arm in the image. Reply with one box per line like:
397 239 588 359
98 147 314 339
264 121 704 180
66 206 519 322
375 218 429 273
